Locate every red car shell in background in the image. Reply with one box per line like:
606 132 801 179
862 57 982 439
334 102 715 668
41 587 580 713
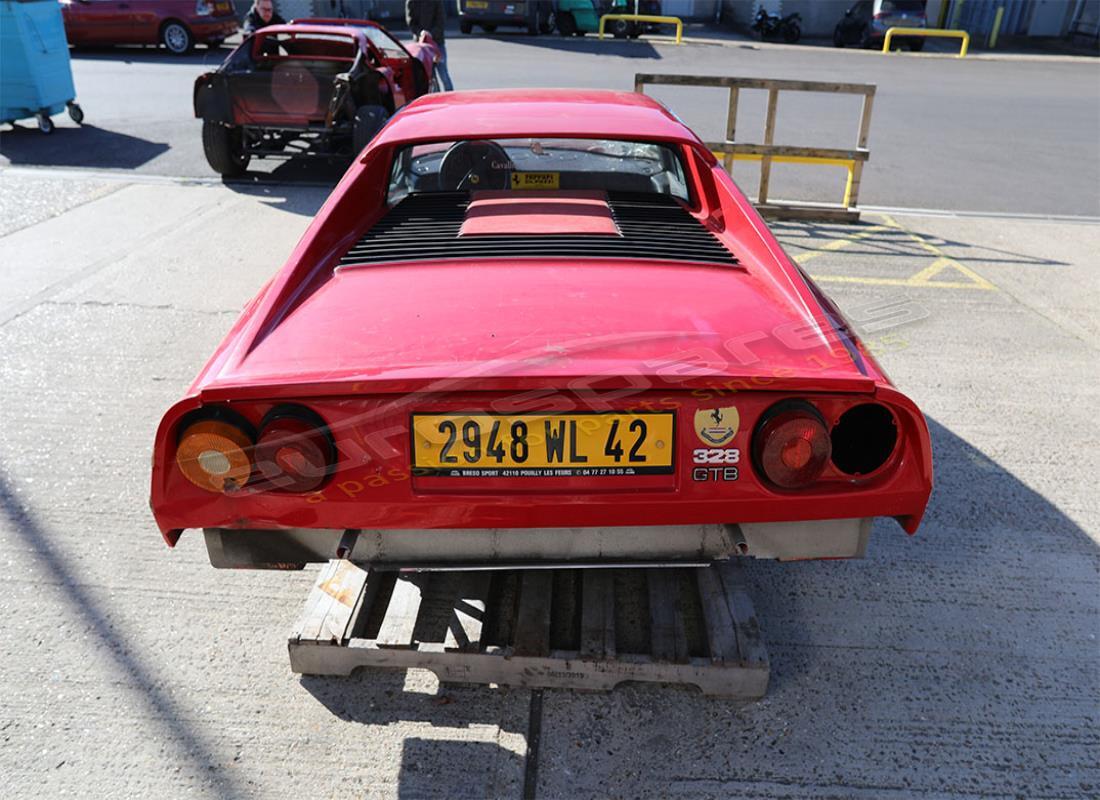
150 89 933 569
61 0 239 54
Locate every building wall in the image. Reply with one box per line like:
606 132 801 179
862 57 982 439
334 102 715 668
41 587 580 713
719 0 850 37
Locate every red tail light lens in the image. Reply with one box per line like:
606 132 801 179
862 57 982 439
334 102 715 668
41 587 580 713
254 407 335 493
752 402 831 489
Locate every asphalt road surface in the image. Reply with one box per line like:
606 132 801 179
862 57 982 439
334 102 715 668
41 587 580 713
1 27 1098 800
1 31 1098 216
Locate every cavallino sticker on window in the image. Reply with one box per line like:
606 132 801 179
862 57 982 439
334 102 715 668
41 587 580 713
511 172 560 189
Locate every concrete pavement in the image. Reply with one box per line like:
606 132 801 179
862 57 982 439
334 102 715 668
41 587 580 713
0 169 1096 798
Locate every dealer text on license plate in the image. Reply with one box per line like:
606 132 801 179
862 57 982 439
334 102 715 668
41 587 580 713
411 413 675 477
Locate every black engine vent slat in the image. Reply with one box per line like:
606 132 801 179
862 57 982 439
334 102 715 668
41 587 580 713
337 192 738 268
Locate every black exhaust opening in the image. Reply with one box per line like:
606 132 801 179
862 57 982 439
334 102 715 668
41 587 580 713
830 403 898 476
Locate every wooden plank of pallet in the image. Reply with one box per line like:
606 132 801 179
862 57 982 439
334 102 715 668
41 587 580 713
512 571 553 657
716 562 769 668
696 566 739 662
647 569 688 663
443 571 491 652
292 559 370 645
580 570 615 660
375 573 426 648
289 642 769 699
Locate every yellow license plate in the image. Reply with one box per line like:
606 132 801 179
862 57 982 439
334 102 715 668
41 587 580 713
466 0 488 8
411 413 675 477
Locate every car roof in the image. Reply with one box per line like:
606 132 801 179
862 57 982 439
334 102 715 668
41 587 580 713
290 17 383 30
371 89 708 149
252 23 368 45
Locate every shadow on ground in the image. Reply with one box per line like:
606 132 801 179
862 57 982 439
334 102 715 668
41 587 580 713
462 29 663 59
69 43 235 69
771 217 1071 267
398 737 524 799
0 462 251 798
285 415 1097 797
0 124 169 171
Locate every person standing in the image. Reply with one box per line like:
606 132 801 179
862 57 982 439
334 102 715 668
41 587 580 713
242 0 286 36
406 0 453 91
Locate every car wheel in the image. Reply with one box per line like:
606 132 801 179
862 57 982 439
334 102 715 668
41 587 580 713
161 21 193 55
353 105 389 154
66 102 84 125
557 11 577 36
858 26 872 48
833 25 845 47
611 19 630 38
481 23 497 33
540 11 555 34
460 20 473 34
201 120 249 177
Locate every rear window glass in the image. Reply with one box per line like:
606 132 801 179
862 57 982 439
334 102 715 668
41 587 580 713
254 32 358 61
362 27 408 59
387 138 690 205
878 0 926 12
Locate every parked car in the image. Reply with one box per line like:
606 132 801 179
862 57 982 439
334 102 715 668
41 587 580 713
192 22 440 176
59 0 239 55
833 0 928 50
151 89 934 571
556 0 661 37
457 0 554 35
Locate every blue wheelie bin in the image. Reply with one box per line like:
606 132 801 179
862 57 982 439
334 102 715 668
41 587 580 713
0 0 83 133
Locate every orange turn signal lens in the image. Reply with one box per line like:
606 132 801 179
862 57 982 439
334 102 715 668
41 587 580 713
176 419 253 493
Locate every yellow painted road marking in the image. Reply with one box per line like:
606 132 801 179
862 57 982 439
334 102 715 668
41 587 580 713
789 214 997 291
792 225 889 265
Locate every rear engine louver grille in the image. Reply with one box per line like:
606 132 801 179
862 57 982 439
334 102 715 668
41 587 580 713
337 192 739 268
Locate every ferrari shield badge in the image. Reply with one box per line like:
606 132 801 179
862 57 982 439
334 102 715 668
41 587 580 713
694 407 739 446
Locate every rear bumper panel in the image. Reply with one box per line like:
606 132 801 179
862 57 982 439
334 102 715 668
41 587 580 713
202 517 873 569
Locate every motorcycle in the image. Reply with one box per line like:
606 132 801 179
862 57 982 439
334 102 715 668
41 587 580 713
751 7 801 44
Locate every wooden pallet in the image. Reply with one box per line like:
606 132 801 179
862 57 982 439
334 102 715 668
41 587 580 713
288 560 769 699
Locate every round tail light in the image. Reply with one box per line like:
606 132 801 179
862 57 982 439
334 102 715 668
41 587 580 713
752 401 831 489
176 418 254 493
254 407 335 493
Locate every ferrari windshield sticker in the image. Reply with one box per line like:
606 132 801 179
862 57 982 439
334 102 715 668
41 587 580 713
511 172 560 190
694 407 739 446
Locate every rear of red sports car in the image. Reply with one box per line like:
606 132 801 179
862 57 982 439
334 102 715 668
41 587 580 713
150 90 932 570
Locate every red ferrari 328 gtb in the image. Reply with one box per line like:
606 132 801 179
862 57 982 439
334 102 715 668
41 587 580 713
150 90 933 571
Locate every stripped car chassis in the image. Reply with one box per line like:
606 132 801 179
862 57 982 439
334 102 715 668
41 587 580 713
289 559 770 699
241 125 356 160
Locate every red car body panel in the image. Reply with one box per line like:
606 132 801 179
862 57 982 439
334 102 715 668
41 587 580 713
151 89 932 553
61 0 238 46
290 18 440 106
